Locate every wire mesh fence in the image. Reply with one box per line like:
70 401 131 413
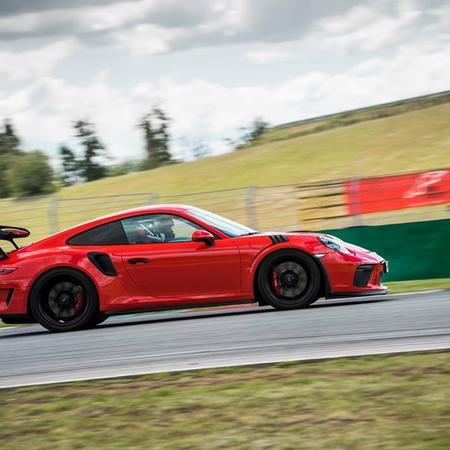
1 173 449 244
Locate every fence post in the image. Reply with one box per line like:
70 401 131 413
48 195 59 235
246 185 258 230
148 193 159 204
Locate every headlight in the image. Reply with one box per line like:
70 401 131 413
317 235 350 254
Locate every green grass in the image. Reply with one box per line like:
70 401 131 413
1 98 449 240
387 278 450 294
1 352 450 449
254 90 450 146
57 101 450 196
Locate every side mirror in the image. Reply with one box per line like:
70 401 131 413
192 230 215 245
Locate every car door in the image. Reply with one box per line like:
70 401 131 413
120 214 241 304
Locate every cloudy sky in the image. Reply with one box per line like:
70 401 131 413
0 0 449 163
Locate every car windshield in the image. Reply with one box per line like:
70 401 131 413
188 208 257 238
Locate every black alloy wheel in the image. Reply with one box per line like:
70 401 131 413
256 250 321 309
29 269 98 332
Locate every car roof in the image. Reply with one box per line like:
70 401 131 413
33 204 195 247
92 204 192 222
71 204 193 229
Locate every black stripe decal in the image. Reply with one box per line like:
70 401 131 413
269 234 289 244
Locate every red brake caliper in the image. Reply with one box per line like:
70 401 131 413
271 268 281 295
74 291 85 314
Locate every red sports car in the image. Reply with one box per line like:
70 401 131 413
0 205 388 332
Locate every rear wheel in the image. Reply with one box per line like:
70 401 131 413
256 250 320 309
29 269 98 332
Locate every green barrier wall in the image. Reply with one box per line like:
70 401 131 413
322 218 450 281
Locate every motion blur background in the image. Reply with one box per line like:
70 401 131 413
1 2 450 449
1 0 449 283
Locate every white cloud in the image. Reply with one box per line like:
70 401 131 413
113 24 185 54
245 48 295 64
0 0 442 61
0 1 155 36
0 40 77 82
2 37 448 162
244 0 426 65
316 1 422 52
0 0 249 54
81 0 155 31
1 1 448 161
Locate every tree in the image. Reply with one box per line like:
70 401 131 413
0 119 20 155
59 145 80 186
59 120 108 185
6 151 54 197
236 117 270 150
0 119 22 197
138 108 172 169
247 117 269 142
74 120 107 182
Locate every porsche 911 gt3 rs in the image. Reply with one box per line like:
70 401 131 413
0 205 388 332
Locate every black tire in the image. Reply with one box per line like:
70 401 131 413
87 313 108 327
29 268 98 332
256 250 321 310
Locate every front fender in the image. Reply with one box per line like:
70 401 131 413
247 238 332 300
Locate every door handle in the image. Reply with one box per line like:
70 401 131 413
128 257 151 265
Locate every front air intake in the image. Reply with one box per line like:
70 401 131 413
353 265 374 287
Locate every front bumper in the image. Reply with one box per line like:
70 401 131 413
317 250 388 298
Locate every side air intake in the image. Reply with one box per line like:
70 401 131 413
87 252 118 277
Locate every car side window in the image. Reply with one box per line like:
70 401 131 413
122 214 203 244
68 221 128 245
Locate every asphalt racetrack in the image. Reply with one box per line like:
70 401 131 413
0 291 449 389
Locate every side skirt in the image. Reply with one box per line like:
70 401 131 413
326 289 388 299
105 300 257 316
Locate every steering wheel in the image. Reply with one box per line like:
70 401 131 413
138 223 163 242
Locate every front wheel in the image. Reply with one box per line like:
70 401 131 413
256 250 321 310
87 313 108 327
29 269 98 332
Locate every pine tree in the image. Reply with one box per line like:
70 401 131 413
73 120 107 182
0 120 20 155
0 119 22 197
139 108 172 169
59 145 80 186
236 117 270 150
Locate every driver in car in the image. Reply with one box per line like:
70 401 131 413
152 217 175 242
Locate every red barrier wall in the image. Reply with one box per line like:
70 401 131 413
344 169 450 215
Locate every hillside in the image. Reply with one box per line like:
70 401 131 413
1 99 449 241
60 101 450 197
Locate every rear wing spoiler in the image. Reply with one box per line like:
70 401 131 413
0 226 30 259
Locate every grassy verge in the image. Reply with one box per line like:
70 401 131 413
386 278 450 294
1 352 450 449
